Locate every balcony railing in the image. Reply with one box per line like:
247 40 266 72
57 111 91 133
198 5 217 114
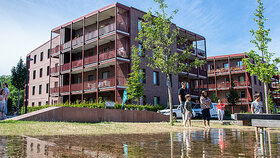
217 82 231 89
62 41 71 50
84 55 97 65
221 98 248 104
98 78 115 88
61 63 70 72
208 66 245 74
99 23 115 36
50 87 59 94
195 49 206 57
51 45 60 55
85 30 98 41
60 85 70 93
189 68 198 75
231 66 245 72
72 59 83 69
99 50 116 61
50 66 59 75
72 36 83 48
71 83 82 91
84 81 97 90
208 81 249 90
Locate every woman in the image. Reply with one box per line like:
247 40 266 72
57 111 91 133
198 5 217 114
0 89 6 120
200 91 212 127
217 99 225 121
3 83 9 116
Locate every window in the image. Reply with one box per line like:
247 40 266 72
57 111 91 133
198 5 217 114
237 61 243 68
259 80 261 86
138 19 142 32
46 101 49 105
39 85 42 94
254 76 257 85
139 69 146 83
47 66 49 76
34 55 37 64
102 72 108 79
208 65 214 71
39 68 43 78
142 95 146 105
46 83 49 93
223 63 229 69
32 86 35 95
78 77 82 84
138 43 144 56
88 75 94 81
47 49 50 59
225 77 230 82
38 102 41 106
209 79 215 84
240 91 246 98
32 102 35 107
239 76 245 82
40 52 43 61
153 71 159 85
154 96 160 105
33 70 36 79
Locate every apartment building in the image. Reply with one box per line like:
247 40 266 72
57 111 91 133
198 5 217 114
27 3 207 107
26 36 59 107
207 53 265 112
270 75 280 107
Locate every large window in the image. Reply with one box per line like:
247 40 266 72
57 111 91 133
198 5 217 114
237 61 243 68
102 72 108 79
153 96 160 105
138 19 142 32
153 71 159 85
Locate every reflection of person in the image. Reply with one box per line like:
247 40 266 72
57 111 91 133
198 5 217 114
184 94 192 128
251 93 263 114
178 82 188 125
218 129 225 154
217 99 225 121
0 89 6 120
200 91 212 127
183 130 192 157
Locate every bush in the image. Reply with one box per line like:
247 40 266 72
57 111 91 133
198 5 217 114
21 102 165 114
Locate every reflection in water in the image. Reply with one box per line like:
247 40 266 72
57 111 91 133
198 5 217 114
0 128 280 157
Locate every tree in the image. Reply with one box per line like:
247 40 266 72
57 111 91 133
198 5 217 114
226 81 240 113
11 58 27 115
126 46 145 105
242 0 280 114
137 0 204 124
268 90 275 113
210 93 220 103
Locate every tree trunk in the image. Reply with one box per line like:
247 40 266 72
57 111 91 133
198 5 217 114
17 89 20 115
167 74 173 125
264 83 269 114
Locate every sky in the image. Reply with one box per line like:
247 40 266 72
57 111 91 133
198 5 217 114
0 0 280 75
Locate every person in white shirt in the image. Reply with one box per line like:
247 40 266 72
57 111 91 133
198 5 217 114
3 83 9 116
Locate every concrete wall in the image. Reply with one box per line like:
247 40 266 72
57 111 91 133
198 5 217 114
14 107 169 123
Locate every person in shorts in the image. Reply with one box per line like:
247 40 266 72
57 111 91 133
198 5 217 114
200 91 212 127
178 81 188 125
184 94 192 128
0 89 6 120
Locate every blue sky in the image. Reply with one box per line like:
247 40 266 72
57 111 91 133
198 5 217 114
1 0 280 75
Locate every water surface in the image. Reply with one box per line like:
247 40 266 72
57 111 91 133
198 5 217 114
0 128 279 157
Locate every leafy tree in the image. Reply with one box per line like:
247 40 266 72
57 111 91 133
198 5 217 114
11 58 27 115
226 81 240 113
210 93 220 103
268 90 275 113
242 0 280 113
126 47 145 104
137 0 204 124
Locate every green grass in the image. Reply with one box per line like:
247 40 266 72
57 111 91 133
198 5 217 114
0 120 266 136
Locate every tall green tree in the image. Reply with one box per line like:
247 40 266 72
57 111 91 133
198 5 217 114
226 81 240 113
11 58 27 115
242 0 280 114
126 46 145 105
137 0 204 124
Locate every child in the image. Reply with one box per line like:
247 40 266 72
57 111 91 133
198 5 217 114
184 94 192 128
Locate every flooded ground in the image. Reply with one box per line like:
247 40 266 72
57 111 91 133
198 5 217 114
0 128 279 157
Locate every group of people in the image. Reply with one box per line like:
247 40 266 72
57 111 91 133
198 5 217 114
0 82 9 120
178 81 227 128
178 81 264 128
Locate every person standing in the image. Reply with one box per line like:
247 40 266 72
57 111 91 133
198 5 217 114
0 89 6 120
178 82 188 125
200 91 212 127
217 99 225 121
184 94 192 128
251 93 263 114
3 83 9 117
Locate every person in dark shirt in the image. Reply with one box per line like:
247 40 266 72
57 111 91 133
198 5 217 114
184 94 192 128
178 81 188 125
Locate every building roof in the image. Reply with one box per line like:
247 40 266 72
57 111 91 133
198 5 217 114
207 53 246 61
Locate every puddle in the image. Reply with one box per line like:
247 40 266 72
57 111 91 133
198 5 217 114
0 128 279 157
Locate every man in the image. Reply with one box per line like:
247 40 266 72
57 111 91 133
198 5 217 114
3 83 9 117
178 81 188 125
251 93 263 114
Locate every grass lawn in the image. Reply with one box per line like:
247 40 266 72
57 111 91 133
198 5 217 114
0 120 272 136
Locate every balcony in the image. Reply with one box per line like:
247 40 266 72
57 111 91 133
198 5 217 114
98 78 115 88
62 41 71 50
72 36 83 48
61 63 70 72
50 87 59 94
72 59 83 69
207 81 249 91
195 49 206 58
51 45 60 56
231 66 245 73
208 66 246 76
99 50 116 62
85 30 98 42
84 55 97 65
71 83 82 92
99 23 115 37
84 81 97 91
60 85 70 93
50 66 59 75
